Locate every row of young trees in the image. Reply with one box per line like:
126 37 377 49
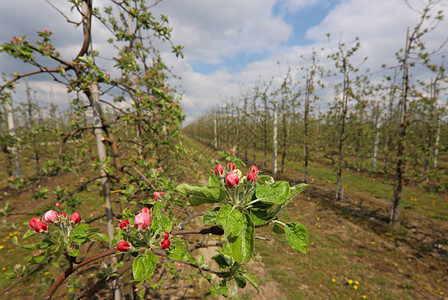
183 0 448 224
0 1 309 298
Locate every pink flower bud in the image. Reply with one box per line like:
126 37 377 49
70 212 81 224
142 207 150 214
225 172 240 188
214 164 224 176
250 165 258 174
161 239 170 249
29 217 40 229
43 210 59 223
61 212 67 218
134 212 151 230
120 220 130 230
117 241 130 252
163 232 169 240
247 171 257 183
227 162 236 171
34 221 48 233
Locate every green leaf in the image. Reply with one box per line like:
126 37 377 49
152 213 172 234
133 251 159 281
203 207 220 226
68 249 79 257
256 181 291 204
72 224 90 234
272 223 285 234
235 276 246 288
290 184 309 199
242 273 259 292
208 171 221 187
92 233 110 243
285 222 308 254
152 202 164 216
167 244 194 263
176 184 225 206
229 214 254 264
216 205 244 237
257 175 274 185
212 253 232 268
11 236 36 249
249 210 269 226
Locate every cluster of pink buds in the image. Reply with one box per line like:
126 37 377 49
214 163 259 188
161 232 170 249
10 36 22 44
226 149 236 155
29 210 81 233
247 165 258 183
153 191 167 201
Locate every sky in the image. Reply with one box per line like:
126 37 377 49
1 0 447 124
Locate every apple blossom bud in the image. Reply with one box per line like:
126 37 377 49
247 171 257 183
142 207 150 214
43 210 59 223
34 221 48 233
161 239 170 249
250 165 258 174
120 220 130 230
227 162 236 171
225 172 240 188
214 164 224 176
134 212 151 230
29 217 40 229
117 241 130 252
163 232 169 240
60 212 67 218
70 212 81 224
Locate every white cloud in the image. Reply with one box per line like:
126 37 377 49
153 0 292 63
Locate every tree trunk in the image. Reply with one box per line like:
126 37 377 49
82 1 122 298
335 57 349 201
5 93 22 179
26 78 40 176
390 28 410 224
372 101 381 173
272 102 278 175
303 76 310 183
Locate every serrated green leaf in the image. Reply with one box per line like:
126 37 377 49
176 184 225 206
11 236 36 249
203 207 220 225
290 184 309 199
256 181 290 204
235 276 246 288
249 210 269 226
93 233 110 243
216 205 244 237
272 223 285 234
133 251 159 281
242 273 259 292
257 175 274 185
212 253 232 268
167 244 194 263
208 171 221 187
152 213 172 233
229 214 254 264
72 224 90 234
285 222 308 254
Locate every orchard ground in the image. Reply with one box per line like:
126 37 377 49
0 136 446 299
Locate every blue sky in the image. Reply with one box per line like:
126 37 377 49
1 0 447 124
